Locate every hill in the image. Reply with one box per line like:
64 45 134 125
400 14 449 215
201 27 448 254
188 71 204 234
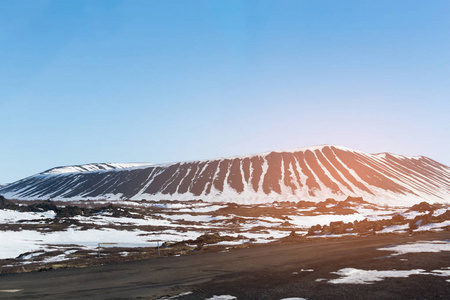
1 145 449 205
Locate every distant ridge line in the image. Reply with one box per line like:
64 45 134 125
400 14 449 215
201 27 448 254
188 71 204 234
1 145 449 206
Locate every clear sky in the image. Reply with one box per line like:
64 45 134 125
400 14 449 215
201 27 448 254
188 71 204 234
1 0 449 183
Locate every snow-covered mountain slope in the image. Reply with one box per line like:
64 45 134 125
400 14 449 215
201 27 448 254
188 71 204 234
42 163 154 175
1 145 449 205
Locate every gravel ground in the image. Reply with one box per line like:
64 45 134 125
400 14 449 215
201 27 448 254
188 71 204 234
0 230 448 299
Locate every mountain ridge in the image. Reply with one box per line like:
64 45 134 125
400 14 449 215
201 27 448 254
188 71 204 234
40 144 429 174
1 145 449 206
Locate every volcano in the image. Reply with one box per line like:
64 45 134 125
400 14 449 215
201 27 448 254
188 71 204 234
1 145 449 205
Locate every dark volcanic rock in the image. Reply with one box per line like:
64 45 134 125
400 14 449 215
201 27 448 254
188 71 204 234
0 195 17 209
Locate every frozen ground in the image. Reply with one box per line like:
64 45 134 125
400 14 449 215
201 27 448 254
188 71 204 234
0 198 449 272
0 229 449 300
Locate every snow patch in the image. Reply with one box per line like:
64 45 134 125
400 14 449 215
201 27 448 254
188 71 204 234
378 240 450 256
205 295 237 300
329 267 450 284
158 291 193 299
330 268 425 284
0 209 56 223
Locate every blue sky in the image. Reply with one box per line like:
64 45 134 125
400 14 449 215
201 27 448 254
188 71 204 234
1 0 449 183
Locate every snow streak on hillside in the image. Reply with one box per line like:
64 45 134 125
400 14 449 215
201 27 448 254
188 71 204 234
1 145 449 205
42 163 154 174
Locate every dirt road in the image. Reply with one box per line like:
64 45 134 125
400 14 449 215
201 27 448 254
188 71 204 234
0 231 449 299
